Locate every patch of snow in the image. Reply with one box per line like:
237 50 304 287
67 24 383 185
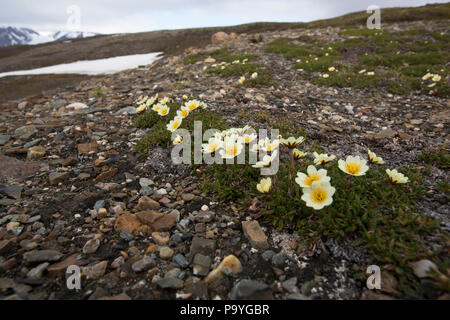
0 52 163 78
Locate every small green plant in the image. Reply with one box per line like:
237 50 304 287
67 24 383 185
184 48 258 65
418 148 450 169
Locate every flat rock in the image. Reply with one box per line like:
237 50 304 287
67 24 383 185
136 210 175 231
230 279 273 300
242 220 269 249
0 185 23 199
23 250 63 263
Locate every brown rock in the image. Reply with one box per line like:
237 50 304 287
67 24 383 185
114 212 152 236
77 142 98 155
135 196 160 211
211 31 229 44
136 210 175 231
47 253 81 278
94 168 118 182
0 240 14 254
62 157 79 166
242 220 269 249
374 128 396 140
151 232 170 245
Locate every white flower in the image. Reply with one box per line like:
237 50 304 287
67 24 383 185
313 152 336 165
199 101 208 109
252 151 278 168
182 95 188 101
242 133 257 144
185 100 200 111
251 72 258 79
295 165 330 188
177 106 190 119
160 97 170 105
202 137 223 154
301 181 336 210
203 66 207 71
328 67 335 72
257 178 272 193
386 169 409 184
137 96 148 105
158 105 170 116
338 155 369 176
173 135 183 145
152 103 163 112
359 69 367 74
219 136 244 159
422 73 433 81
368 149 385 164
293 149 308 160
280 136 305 148
366 72 375 76
239 76 246 84
146 94 158 107
136 104 146 113
322 74 329 78
432 74 441 82
167 116 182 132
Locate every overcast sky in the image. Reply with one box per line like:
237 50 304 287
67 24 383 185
1 0 448 34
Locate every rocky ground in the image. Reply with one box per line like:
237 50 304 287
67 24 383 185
0 20 449 300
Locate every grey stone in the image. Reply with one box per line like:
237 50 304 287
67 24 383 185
271 252 287 268
0 185 23 200
173 254 189 269
23 250 63 263
282 277 299 293
94 200 105 211
157 277 184 289
189 237 216 262
0 135 10 146
120 230 134 241
26 262 49 278
15 125 37 140
49 172 70 185
139 178 154 188
83 238 100 254
261 250 275 262
230 279 273 300
131 256 155 273
159 246 174 260
193 253 212 276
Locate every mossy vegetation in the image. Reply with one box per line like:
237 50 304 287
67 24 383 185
266 27 449 96
184 48 258 65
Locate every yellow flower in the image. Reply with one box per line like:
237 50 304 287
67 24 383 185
386 169 409 184
177 106 190 119
251 72 258 79
173 135 183 145
313 152 336 165
160 97 170 105
202 137 223 154
242 58 248 64
338 155 369 176
328 67 335 72
432 74 441 82
182 95 188 101
295 165 330 188
232 60 240 64
242 133 257 144
252 151 278 168
167 116 182 132
136 104 146 114
367 71 375 76
203 66 207 71
301 181 336 210
239 76 245 84
322 74 329 78
219 136 244 159
152 103 163 112
359 69 367 74
293 149 307 160
368 149 385 164
314 57 319 61
185 100 200 111
158 105 170 116
422 73 433 81
257 177 272 194
325 53 329 56
280 136 305 148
